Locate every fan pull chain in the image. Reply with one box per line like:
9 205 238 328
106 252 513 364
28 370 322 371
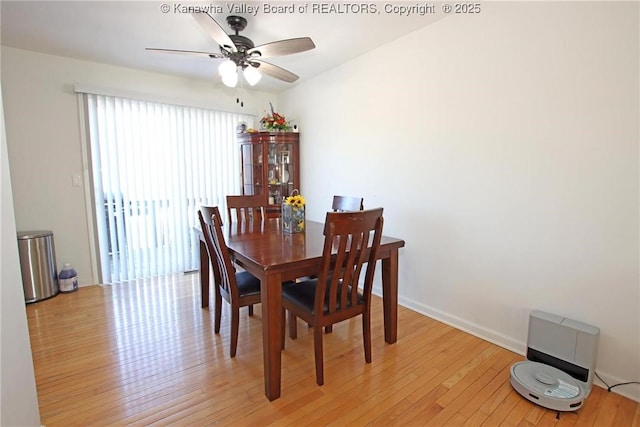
236 75 246 107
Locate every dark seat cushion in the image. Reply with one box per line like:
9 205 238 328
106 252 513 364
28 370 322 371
235 271 261 297
282 278 364 315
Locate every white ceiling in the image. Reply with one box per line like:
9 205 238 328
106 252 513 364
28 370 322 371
0 1 444 92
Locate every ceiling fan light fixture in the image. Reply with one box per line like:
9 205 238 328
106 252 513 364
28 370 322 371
219 59 237 77
219 59 238 87
221 72 238 88
243 66 262 86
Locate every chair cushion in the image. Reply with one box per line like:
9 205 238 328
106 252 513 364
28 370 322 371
235 271 261 297
282 278 364 315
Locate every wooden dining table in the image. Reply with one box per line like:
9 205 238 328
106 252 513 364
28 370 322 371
197 217 405 401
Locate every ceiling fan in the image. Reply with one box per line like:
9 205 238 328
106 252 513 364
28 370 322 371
147 13 315 87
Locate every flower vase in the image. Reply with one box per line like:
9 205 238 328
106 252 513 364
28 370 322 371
282 203 305 233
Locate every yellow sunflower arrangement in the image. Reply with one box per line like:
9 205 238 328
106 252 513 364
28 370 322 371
284 194 305 209
283 191 305 233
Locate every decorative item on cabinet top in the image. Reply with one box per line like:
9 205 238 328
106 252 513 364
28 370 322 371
236 121 247 134
260 102 292 131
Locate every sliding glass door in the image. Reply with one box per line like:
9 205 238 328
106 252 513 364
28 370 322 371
83 93 252 283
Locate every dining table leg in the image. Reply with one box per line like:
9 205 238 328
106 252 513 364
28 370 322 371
262 272 283 401
199 239 209 309
381 248 399 344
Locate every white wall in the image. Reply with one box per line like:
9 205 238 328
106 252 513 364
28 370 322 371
1 1 638 405
1 47 274 285
281 2 639 401
1 82 41 425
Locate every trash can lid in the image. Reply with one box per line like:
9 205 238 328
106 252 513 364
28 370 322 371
17 230 53 239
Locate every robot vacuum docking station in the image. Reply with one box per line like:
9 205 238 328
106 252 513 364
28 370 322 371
509 310 600 412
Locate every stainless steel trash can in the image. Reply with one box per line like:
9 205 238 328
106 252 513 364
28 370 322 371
17 230 59 303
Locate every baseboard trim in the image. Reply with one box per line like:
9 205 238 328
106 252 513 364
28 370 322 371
395 294 525 356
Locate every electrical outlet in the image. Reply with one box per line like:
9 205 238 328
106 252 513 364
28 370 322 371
72 175 82 187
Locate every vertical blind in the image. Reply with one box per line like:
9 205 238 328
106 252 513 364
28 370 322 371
85 93 253 283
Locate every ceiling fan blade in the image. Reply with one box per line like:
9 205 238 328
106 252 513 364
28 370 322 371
248 37 315 59
145 48 224 59
254 60 299 83
191 12 236 51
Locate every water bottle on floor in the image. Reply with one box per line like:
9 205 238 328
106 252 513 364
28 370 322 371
59 264 78 293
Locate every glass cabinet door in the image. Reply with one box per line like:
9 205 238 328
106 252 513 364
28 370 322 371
266 142 295 205
241 143 263 196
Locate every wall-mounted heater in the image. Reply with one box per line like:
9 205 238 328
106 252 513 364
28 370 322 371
510 310 600 412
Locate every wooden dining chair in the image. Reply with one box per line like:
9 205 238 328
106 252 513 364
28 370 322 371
198 206 261 357
281 208 384 385
226 195 265 223
312 195 362 334
332 195 364 212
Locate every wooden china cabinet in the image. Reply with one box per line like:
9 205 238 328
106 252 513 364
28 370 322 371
237 131 300 217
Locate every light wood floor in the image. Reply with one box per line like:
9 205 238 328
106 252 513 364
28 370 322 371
27 273 639 426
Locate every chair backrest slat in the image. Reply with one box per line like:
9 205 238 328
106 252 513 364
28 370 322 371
227 195 265 223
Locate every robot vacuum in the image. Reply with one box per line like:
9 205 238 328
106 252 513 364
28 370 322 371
510 361 588 411
510 310 599 412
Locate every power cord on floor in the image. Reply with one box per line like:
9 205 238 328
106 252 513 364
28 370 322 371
595 371 640 392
